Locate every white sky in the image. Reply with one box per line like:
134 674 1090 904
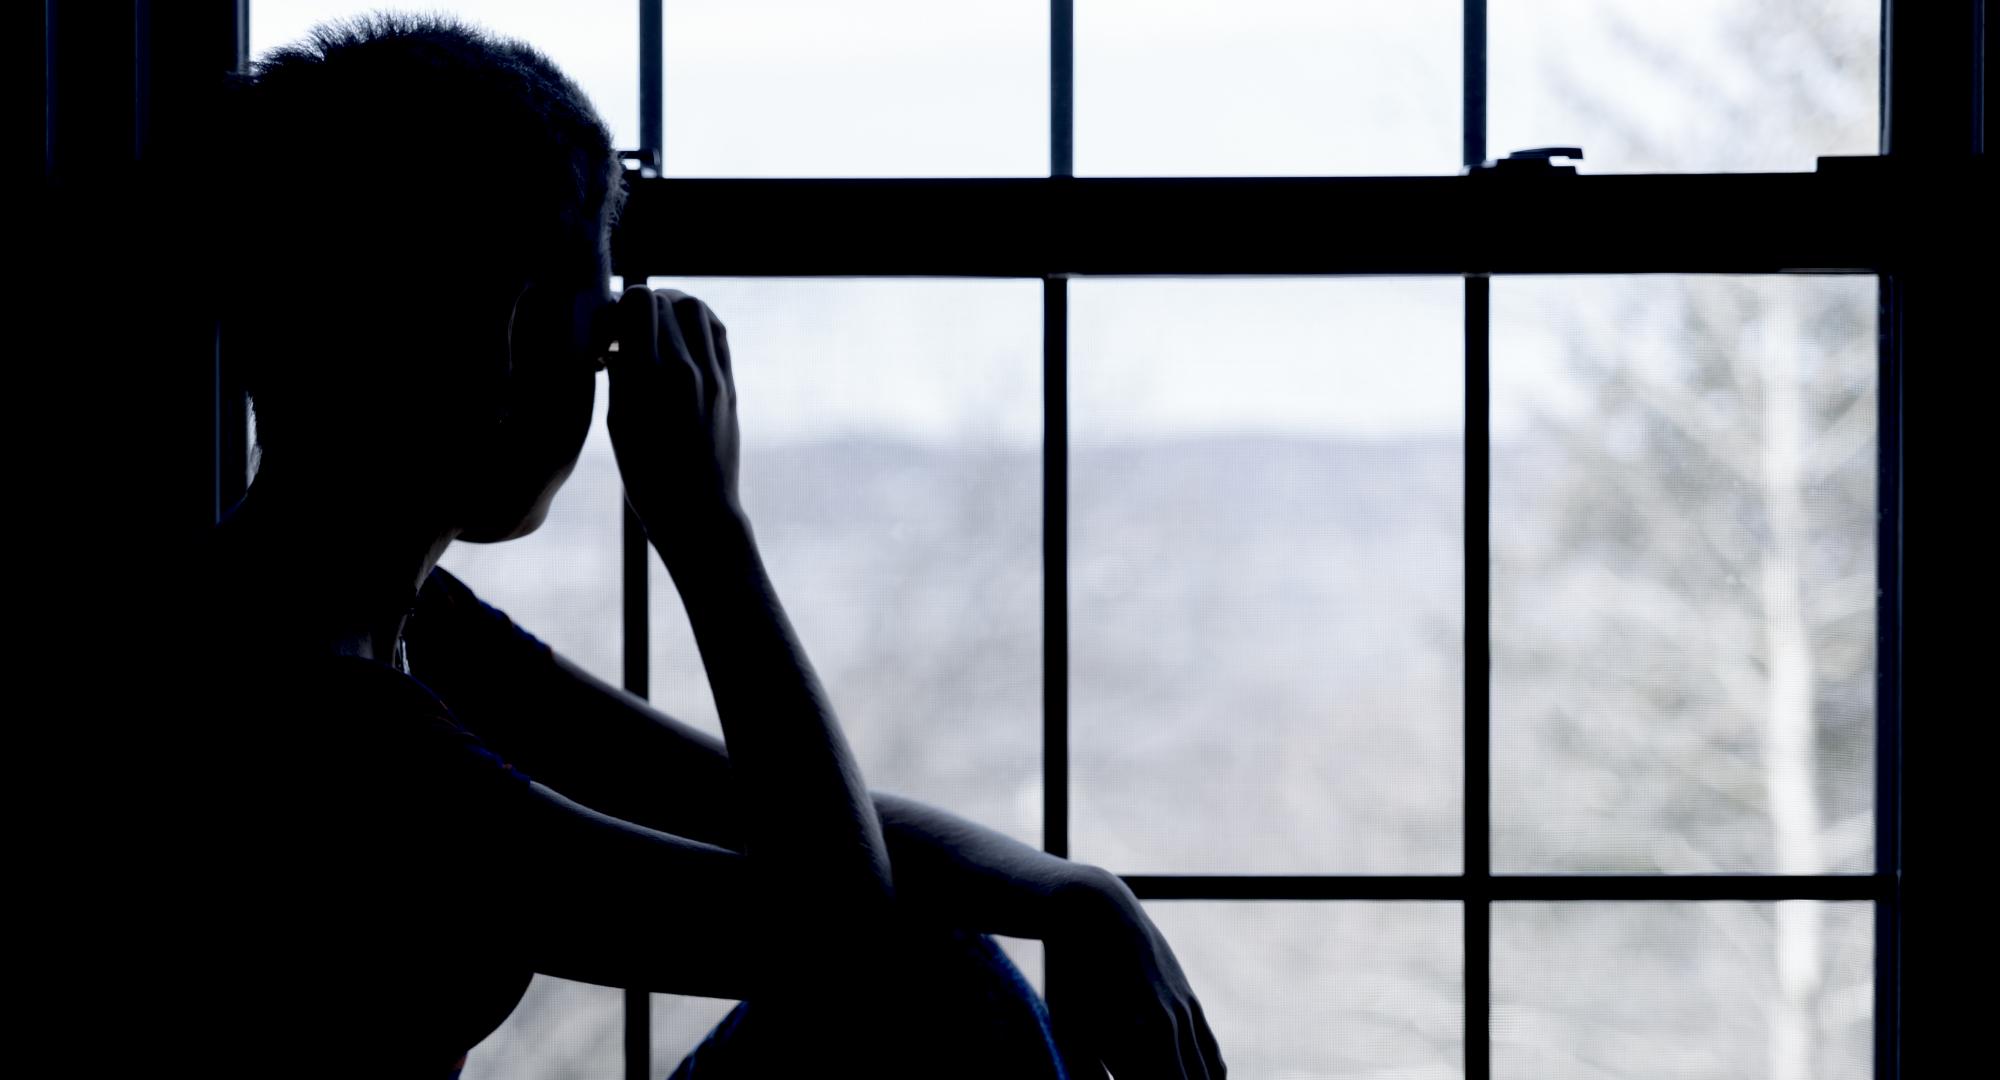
249 1 1878 447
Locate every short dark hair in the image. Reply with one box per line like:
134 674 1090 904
223 11 625 468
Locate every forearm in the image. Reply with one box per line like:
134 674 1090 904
874 790 1109 941
661 508 894 907
544 754 1105 941
497 694 1102 940
440 580 1099 939
570 778 1107 941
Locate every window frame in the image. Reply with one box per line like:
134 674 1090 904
195 2 1993 1077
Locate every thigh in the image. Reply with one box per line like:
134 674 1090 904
666 927 1069 1080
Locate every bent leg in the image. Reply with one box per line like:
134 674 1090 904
666 926 1073 1080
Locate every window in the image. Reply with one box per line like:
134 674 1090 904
238 2 1927 1077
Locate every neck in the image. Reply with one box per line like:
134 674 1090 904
216 466 460 665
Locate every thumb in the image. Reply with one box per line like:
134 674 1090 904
613 284 658 374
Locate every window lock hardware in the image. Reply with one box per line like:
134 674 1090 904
618 149 661 179
1465 146 1584 176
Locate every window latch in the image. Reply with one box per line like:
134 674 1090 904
1465 146 1584 176
619 149 661 179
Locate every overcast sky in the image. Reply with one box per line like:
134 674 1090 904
249 1 1877 448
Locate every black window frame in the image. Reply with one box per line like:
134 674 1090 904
169 2 1988 1077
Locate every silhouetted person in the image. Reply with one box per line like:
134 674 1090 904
178 13 1221 1079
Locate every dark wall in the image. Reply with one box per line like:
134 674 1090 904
1883 3 1988 1076
40 1 246 557
34 4 248 1050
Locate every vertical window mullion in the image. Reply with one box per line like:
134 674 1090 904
620 501 651 1080
219 1 251 519
1463 273 1491 1080
1045 0 1074 862
1043 275 1069 867
1462 4 1490 1080
640 0 662 173
1043 2 1077 1064
1041 270 1079 1077
626 3 664 1079
1462 0 1487 174
1874 273 1903 1080
1051 0 1073 179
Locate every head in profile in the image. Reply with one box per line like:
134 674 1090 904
220 12 625 549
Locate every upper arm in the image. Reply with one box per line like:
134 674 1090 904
485 777 762 999
409 566 742 848
204 656 768 1004
341 684 763 1000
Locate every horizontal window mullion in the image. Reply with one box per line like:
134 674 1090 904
1123 874 1892 902
608 169 1974 279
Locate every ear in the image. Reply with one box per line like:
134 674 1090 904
492 282 531 426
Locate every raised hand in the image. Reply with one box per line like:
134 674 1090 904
605 284 742 564
603 282 897 973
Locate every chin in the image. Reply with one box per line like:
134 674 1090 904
459 458 575 543
458 493 553 543
466 505 549 544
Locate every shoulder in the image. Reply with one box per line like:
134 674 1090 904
196 651 536 798
419 562 479 607
325 656 537 785
408 565 557 686
412 562 486 630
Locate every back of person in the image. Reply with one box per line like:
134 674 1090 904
160 12 1222 1074
173 531 536 1078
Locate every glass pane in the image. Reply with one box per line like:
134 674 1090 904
644 279 1044 849
995 935 1046 997
1077 0 1461 176
1491 276 1877 874
1493 902 1874 1080
1070 279 1463 874
1490 0 1880 172
664 1 1047 176
1143 902 1462 1079
650 995 744 1078
460 978 624 1080
250 2 640 152
246 396 260 487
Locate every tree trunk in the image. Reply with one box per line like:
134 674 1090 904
1757 320 1822 1080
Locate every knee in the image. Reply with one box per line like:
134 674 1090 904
883 926 1032 1000
882 930 1065 1075
713 929 1066 1080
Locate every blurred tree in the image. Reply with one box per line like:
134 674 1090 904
1492 3 1879 1078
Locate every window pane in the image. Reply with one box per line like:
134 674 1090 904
1071 279 1463 874
664 1 1047 176
649 995 743 1078
1077 0 1462 176
460 978 624 1080
1493 902 1874 1080
1490 0 1879 173
1491 276 1877 874
1143 902 1462 1079
250 2 639 151
645 278 1044 849
995 936 1046 997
